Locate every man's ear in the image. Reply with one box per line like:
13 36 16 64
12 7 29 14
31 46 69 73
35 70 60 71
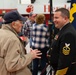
65 16 68 20
11 21 15 28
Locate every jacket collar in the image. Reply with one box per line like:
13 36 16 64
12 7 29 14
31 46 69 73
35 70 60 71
2 24 26 53
2 24 19 37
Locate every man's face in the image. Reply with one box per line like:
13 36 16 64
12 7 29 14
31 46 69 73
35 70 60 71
53 11 66 29
11 20 23 33
31 16 36 22
29 14 36 22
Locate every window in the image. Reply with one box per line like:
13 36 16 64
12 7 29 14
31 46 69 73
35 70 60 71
19 0 31 4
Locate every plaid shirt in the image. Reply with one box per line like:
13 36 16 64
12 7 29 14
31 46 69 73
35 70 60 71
31 23 50 49
22 19 33 38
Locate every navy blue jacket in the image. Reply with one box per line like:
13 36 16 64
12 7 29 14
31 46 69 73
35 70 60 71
50 23 76 75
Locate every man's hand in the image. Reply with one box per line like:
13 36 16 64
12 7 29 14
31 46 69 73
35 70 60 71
30 49 42 59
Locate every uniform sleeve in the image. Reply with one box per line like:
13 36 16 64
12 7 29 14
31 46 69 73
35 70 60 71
5 38 32 72
56 33 76 75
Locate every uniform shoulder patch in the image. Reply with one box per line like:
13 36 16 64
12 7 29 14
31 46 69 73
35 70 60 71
62 43 70 55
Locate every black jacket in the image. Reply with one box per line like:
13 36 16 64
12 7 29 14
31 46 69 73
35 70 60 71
50 23 76 75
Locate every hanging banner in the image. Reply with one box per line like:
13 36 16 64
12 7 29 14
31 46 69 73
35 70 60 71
17 3 70 14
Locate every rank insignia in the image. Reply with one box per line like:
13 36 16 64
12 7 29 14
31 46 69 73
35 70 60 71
62 43 70 55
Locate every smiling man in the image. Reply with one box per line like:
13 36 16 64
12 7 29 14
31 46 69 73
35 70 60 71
50 8 76 75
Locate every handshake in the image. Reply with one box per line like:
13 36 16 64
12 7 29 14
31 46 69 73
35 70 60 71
30 48 42 59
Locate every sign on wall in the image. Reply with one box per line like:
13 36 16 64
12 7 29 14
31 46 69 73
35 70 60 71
17 3 70 14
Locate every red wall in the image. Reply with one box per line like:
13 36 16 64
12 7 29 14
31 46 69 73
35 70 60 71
0 9 17 15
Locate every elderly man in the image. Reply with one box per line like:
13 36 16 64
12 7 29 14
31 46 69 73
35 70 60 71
0 10 42 75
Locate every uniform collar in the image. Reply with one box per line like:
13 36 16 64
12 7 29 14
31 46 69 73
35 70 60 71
60 22 70 31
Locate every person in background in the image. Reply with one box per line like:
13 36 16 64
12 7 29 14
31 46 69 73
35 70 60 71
22 13 37 46
0 10 42 75
31 14 50 75
50 8 76 75
22 12 36 39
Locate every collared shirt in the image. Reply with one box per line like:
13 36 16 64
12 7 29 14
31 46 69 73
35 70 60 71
22 19 34 38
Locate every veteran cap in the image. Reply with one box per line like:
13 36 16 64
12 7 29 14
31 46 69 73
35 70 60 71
3 10 25 24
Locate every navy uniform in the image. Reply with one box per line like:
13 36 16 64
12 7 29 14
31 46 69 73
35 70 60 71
50 23 76 75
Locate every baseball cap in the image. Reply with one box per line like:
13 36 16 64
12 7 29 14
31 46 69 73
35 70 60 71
3 10 25 24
